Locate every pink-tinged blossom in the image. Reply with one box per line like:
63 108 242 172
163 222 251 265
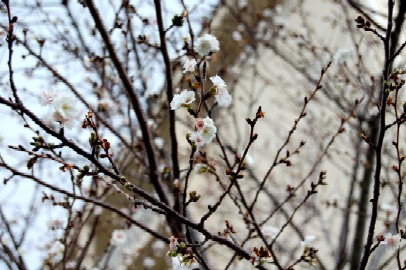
183 58 197 73
170 90 196 110
169 236 179 252
110 229 127 245
190 131 205 148
65 261 76 269
47 218 64 229
381 203 397 216
195 118 205 130
215 88 232 107
382 233 401 251
191 117 217 146
195 34 220 56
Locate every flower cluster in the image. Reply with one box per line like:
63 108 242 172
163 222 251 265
189 117 217 147
195 33 220 56
170 90 196 110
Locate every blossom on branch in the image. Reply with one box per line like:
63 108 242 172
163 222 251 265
190 117 217 147
53 95 80 125
170 90 196 110
382 233 401 251
215 88 232 107
182 58 197 73
210 75 232 107
209 75 227 90
40 89 57 106
195 34 220 56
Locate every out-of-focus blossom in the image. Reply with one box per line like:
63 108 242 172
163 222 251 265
381 203 397 216
94 206 103 216
53 95 80 125
154 137 164 149
232 31 242 41
262 226 279 240
47 218 64 229
40 89 57 106
195 34 220 56
110 229 127 245
301 235 316 248
65 261 76 269
382 233 401 251
143 257 156 269
215 88 232 107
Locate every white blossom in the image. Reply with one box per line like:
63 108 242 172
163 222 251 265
110 229 127 245
262 226 279 240
215 88 232 107
65 261 76 269
262 9 272 17
94 206 103 216
195 34 220 56
47 218 64 229
209 75 227 90
190 131 205 148
48 240 64 259
232 31 242 41
301 235 316 248
199 122 217 143
1 234 11 246
154 137 164 149
382 233 401 251
143 257 156 269
241 150 254 165
381 203 397 216
183 58 197 73
171 255 200 270
190 117 217 146
40 89 57 106
152 240 166 253
170 90 196 110
53 95 80 125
